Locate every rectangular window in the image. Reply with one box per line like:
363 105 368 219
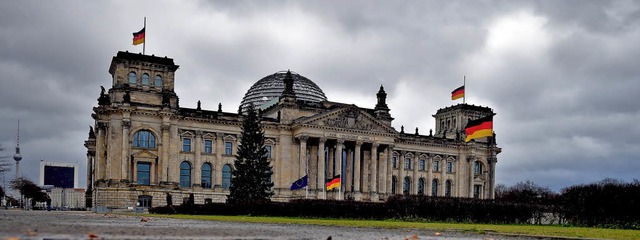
392 156 397 169
182 138 191 152
419 159 425 171
137 162 151 185
225 142 233 155
204 139 213 154
474 161 482 175
265 145 272 158
433 160 440 172
404 157 411 170
447 162 453 173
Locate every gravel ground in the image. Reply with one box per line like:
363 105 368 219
0 209 555 240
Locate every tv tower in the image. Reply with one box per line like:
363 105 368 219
13 120 22 179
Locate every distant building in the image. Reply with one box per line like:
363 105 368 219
47 188 86 210
85 51 501 209
39 162 78 188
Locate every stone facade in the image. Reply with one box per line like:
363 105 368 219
85 51 501 209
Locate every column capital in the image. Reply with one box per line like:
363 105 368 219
355 140 363 146
467 155 476 162
318 137 327 143
215 132 224 139
297 135 309 142
372 142 380 149
122 120 131 129
195 130 203 137
336 138 345 144
161 123 171 132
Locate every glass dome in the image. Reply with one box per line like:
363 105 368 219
240 70 327 111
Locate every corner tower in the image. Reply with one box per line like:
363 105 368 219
106 51 180 108
433 104 495 141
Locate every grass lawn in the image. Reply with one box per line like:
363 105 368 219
141 214 640 240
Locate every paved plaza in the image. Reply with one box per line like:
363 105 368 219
0 210 550 239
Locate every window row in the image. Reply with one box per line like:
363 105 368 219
128 71 163 87
392 156 455 173
391 176 454 197
137 161 233 190
133 130 275 157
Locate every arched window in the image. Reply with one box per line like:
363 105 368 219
180 161 191 188
403 177 411 194
445 180 453 197
141 73 150 85
222 164 232 190
431 179 439 196
391 176 397 194
133 130 156 149
418 178 425 195
201 163 212 188
128 72 137 84
154 75 163 86
474 161 483 175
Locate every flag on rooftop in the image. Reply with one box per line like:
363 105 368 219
133 27 145 45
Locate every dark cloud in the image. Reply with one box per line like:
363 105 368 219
1 0 638 192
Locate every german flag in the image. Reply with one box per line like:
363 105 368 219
451 85 465 100
133 27 145 45
464 115 493 142
326 174 341 191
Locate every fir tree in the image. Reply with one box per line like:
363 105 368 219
227 104 274 203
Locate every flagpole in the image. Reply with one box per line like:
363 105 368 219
463 76 466 104
143 17 146 55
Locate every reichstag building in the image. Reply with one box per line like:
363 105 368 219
85 51 501 208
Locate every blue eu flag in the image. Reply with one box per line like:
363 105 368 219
290 175 308 190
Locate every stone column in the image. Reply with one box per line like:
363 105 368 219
121 120 130 181
385 145 394 195
345 147 352 193
317 138 326 199
426 154 433 196
215 133 224 188
194 131 202 188
161 122 171 183
335 139 344 199
353 141 362 200
468 155 475 198
412 152 419 194
370 143 379 200
96 122 107 180
298 136 308 181
440 157 447 197
86 153 94 189
488 156 496 199
399 151 406 194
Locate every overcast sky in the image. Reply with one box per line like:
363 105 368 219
1 1 638 192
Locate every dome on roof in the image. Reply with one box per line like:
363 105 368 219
240 70 327 111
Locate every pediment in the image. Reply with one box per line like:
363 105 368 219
297 106 396 134
133 149 158 159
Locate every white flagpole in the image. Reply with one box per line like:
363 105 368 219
463 76 466 104
143 17 146 55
